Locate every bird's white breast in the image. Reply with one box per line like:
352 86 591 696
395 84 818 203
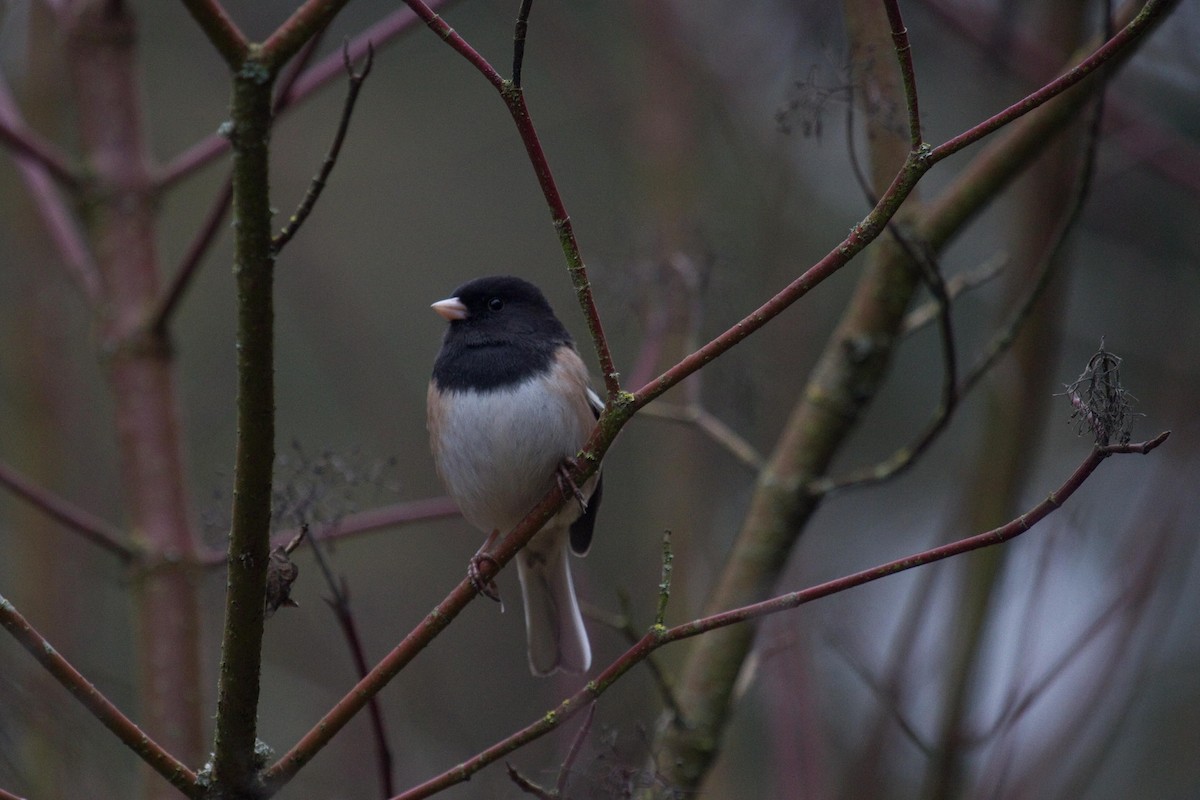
430 369 593 534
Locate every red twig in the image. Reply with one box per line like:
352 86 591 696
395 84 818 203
402 0 619 397
307 532 395 797
0 461 134 563
158 2 452 189
927 0 1169 163
0 75 100 304
177 0 248 67
148 176 233 333
0 113 80 189
882 0 924 148
0 593 199 797
198 496 460 568
388 434 1168 798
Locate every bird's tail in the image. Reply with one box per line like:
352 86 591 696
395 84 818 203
516 530 591 676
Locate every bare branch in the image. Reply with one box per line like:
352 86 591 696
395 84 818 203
0 593 199 797
158 2 452 189
307 527 396 797
272 42 374 255
927 0 1171 164
639 403 765 472
0 74 100 304
882 0 924 149
511 0 535 88
148 176 233 333
0 461 134 562
177 0 248 67
387 434 1169 798
199 496 459 568
0 106 81 189
402 0 619 398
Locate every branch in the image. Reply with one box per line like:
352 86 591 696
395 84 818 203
271 42 374 255
0 73 101 304
0 593 199 797
389 434 1168 798
261 0 355 73
402 0 620 398
199 496 460 568
307 529 395 797
0 106 81 189
158 2 452 189
148 29 329 333
882 0 923 149
260 3 1175 790
0 461 134 563
511 0 535 89
632 0 1175 413
147 176 233 334
177 0 248 67
261 474 583 792
210 54 277 794
926 0 1170 164
638 403 765 472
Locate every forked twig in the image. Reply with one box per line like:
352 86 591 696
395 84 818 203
387 433 1169 799
272 41 375 254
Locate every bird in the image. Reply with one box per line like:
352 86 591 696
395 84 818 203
427 275 603 675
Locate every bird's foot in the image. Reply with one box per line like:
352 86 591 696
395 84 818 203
468 531 502 604
557 458 588 513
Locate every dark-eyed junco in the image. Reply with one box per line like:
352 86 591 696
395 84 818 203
428 275 603 675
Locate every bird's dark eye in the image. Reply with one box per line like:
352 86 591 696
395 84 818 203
488 297 504 311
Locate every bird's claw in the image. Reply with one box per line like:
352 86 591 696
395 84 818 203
468 551 502 603
557 459 588 513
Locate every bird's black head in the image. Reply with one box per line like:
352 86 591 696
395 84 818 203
431 275 575 392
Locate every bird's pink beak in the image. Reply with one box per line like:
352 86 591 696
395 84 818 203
431 296 468 321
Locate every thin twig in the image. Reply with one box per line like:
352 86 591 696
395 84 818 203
272 42 374 255
177 0 249 67
306 526 396 798
555 701 596 796
655 530 673 627
505 764 553 799
148 177 233 333
511 0 535 88
638 403 764 472
0 74 101 304
900 255 1006 336
810 42 1113 497
0 593 199 797
402 0 620 399
882 0 924 149
148 29 331 333
388 434 1169 798
584 593 682 722
0 462 134 563
199 495 460 568
0 112 81 189
158 1 454 189
927 0 1168 163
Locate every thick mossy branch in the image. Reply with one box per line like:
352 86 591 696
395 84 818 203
210 52 278 796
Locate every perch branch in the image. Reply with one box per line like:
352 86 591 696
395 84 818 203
390 434 1168 798
0 593 199 796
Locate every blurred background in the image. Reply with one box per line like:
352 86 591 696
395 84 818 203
1 0 1198 797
